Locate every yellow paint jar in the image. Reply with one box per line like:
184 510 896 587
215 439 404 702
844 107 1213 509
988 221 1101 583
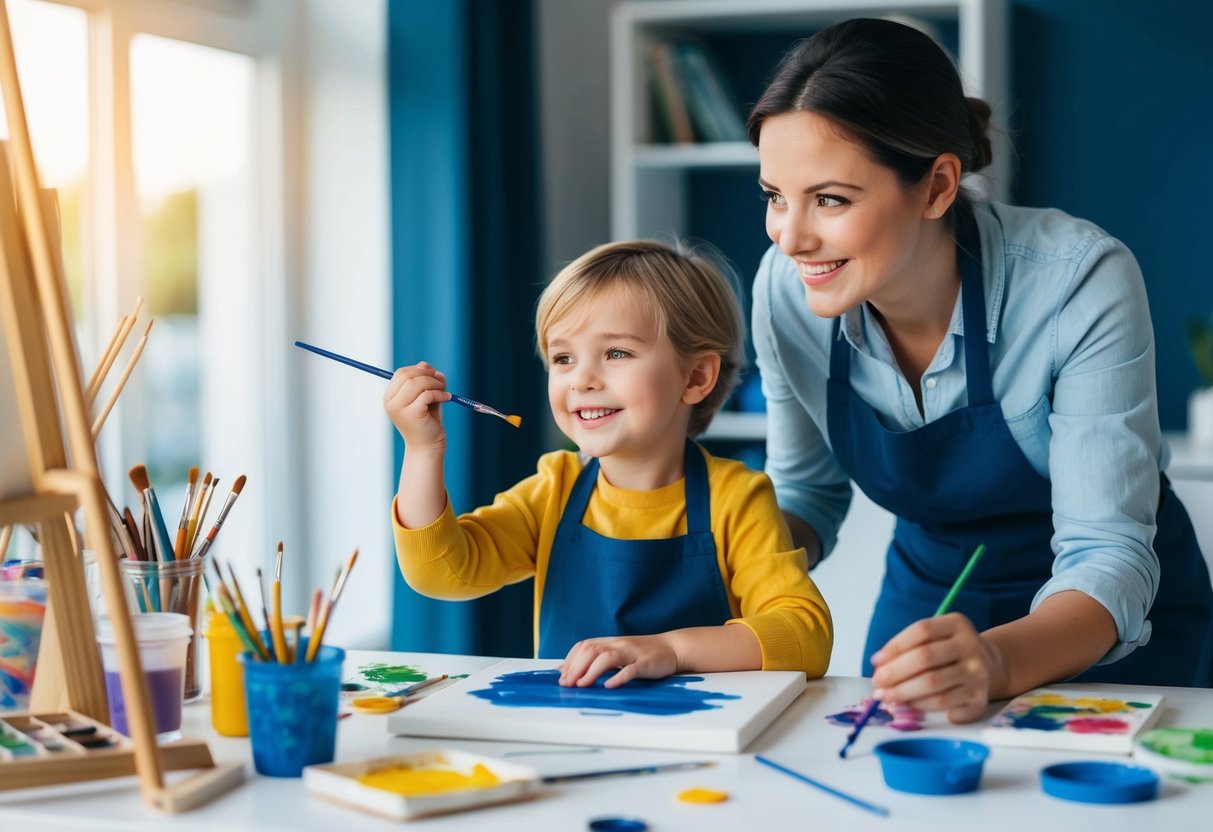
205 603 248 736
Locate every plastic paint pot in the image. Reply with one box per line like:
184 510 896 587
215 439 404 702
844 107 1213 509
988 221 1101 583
873 737 989 795
1040 761 1159 804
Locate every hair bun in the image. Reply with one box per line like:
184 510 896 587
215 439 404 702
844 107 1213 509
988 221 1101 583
964 97 993 171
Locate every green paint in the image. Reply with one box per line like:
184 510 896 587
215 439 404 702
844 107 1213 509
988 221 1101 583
359 663 426 684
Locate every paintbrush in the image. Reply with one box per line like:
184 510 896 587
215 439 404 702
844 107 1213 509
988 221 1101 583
294 340 522 428
129 464 175 561
192 475 246 560
839 543 989 759
305 548 359 662
270 542 289 664
220 560 270 661
122 506 146 561
256 567 274 660
91 319 153 438
542 760 715 784
756 755 888 817
85 296 142 404
349 674 452 714
173 466 199 559
184 472 212 555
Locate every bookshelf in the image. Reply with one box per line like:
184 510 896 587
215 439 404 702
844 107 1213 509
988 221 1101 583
610 0 1009 450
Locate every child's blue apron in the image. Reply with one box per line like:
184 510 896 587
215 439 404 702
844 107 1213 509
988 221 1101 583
825 213 1213 686
537 440 734 659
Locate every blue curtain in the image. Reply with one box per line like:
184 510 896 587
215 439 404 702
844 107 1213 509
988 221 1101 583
388 0 544 656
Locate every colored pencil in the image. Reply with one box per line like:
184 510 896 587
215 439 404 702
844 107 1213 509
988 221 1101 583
294 340 522 428
839 543 989 759
756 755 888 816
542 760 714 784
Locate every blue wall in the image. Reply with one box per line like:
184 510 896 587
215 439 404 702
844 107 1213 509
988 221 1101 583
1011 0 1213 428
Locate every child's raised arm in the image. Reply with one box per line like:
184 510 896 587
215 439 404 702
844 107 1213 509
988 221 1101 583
385 361 452 529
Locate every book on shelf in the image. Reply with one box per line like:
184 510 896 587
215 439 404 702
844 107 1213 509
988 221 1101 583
647 40 695 144
645 37 747 145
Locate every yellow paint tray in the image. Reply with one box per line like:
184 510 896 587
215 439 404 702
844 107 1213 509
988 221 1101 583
303 749 541 820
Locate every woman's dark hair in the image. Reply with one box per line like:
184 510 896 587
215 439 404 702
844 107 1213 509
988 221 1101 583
747 18 992 214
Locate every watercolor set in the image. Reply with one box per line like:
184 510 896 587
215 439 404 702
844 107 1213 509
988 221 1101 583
981 689 1165 754
388 658 806 753
303 750 540 820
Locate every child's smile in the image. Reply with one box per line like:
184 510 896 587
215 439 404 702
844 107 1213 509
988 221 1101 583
546 286 696 488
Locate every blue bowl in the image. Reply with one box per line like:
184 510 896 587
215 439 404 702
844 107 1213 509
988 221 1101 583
873 738 990 795
1040 761 1159 804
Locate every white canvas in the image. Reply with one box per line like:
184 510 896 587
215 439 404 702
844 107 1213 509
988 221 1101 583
981 688 1165 754
387 658 806 754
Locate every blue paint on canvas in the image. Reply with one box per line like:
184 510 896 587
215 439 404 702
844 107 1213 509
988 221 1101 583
467 669 740 716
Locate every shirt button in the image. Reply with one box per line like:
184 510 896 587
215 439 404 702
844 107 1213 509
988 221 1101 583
925 377 938 390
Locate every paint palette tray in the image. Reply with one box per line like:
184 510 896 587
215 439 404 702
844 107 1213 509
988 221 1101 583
0 710 218 792
0 712 128 760
303 749 541 820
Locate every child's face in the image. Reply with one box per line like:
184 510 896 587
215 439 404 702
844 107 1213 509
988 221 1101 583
545 287 693 465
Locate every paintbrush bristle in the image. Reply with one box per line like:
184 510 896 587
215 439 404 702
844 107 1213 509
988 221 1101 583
128 463 150 492
187 466 198 485
231 474 247 494
505 414 522 428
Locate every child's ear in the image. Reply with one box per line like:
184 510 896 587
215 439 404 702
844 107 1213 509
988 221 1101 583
682 354 721 405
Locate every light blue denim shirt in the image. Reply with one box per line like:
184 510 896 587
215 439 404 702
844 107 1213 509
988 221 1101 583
752 201 1163 663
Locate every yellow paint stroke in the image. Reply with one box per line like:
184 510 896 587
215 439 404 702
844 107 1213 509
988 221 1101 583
677 787 729 804
357 762 501 797
1026 693 1132 713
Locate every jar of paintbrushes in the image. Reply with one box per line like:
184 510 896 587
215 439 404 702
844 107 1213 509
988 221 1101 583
114 464 248 703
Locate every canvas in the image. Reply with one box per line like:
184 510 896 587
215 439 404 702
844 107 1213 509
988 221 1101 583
981 688 1165 754
387 658 806 753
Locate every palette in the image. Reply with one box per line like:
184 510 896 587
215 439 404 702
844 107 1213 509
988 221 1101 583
0 710 216 791
388 658 806 753
981 689 1165 754
303 750 540 820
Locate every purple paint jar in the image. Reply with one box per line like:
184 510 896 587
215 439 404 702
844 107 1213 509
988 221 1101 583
95 612 192 742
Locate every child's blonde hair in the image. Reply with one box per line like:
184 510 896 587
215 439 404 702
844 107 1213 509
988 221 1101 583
535 239 745 437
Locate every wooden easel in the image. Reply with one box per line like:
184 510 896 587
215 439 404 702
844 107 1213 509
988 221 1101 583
0 0 241 812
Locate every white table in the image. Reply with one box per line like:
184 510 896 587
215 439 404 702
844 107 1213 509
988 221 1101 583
2 650 1210 831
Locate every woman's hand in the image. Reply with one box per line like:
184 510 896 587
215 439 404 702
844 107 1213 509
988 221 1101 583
869 612 1007 724
558 635 679 688
383 362 451 451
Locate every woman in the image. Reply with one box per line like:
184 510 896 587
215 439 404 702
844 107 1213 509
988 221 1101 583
748 18 1212 722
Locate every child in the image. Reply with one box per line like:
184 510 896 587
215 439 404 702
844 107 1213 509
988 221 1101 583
386 240 832 687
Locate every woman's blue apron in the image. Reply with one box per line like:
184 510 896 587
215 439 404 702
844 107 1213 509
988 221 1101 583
825 212 1213 687
537 440 734 659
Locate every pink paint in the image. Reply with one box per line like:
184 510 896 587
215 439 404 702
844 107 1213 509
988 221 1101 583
1066 717 1130 734
826 699 925 732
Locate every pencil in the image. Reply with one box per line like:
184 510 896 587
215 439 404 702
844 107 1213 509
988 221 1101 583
294 340 522 428
839 543 989 759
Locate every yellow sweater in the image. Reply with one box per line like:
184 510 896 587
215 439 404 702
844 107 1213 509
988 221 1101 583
393 447 833 676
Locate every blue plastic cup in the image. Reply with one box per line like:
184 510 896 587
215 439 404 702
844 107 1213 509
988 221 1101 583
239 642 345 777
873 738 989 795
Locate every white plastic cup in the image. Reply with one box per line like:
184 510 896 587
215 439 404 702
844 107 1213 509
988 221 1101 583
95 612 191 741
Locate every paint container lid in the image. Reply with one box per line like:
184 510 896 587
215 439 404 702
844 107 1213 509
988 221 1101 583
95 612 192 645
1040 761 1159 804
587 817 648 831
1133 728 1213 782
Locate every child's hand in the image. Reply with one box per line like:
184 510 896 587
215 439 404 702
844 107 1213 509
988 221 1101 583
869 612 1003 724
383 362 451 451
558 635 678 688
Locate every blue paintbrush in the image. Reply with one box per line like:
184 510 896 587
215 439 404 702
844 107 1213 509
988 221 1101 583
294 340 521 427
839 543 988 759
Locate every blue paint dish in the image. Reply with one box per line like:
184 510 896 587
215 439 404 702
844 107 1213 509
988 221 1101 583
467 670 739 716
1041 761 1159 804
873 738 990 795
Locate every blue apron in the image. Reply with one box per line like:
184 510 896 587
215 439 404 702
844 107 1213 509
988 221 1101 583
537 440 734 659
826 211 1213 687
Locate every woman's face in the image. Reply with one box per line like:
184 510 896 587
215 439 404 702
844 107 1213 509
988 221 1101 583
758 111 935 319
